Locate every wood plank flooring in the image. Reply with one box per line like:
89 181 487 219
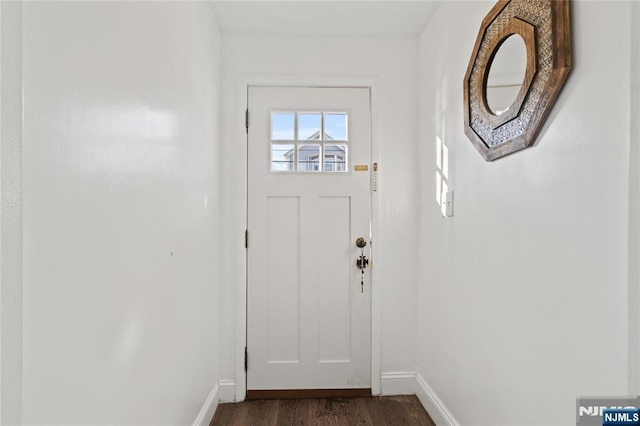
210 395 435 426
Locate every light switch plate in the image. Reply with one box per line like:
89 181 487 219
441 190 454 217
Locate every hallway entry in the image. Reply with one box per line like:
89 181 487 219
246 86 372 395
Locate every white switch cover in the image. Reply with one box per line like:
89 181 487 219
442 190 454 217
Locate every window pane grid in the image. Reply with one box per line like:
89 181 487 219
270 111 349 173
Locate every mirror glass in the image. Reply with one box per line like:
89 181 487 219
486 34 527 115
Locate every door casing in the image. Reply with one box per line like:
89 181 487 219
232 75 382 402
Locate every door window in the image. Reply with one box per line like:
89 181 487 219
270 111 349 173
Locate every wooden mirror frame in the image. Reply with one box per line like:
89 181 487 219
463 0 572 161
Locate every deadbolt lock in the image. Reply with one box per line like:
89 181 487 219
355 237 367 248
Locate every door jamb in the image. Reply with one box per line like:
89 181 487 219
235 75 381 402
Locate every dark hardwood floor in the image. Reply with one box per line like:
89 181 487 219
210 395 435 426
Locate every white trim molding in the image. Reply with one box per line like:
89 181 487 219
415 373 460 426
192 384 220 426
192 379 237 426
380 372 417 396
218 379 236 403
202 374 459 426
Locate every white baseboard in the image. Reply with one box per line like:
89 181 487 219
380 372 417 395
204 374 457 426
218 379 236 403
415 373 459 426
192 383 219 426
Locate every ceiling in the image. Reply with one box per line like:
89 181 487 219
209 1 441 37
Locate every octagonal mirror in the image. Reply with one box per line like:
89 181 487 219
463 0 572 161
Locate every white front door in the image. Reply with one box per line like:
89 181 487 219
247 86 372 392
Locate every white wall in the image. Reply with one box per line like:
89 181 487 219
629 0 640 396
417 1 632 424
219 34 420 396
1 2 24 423
20 2 222 424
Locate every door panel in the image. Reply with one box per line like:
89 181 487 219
266 196 300 363
317 196 351 363
247 86 371 391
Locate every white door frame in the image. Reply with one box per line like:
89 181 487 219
233 74 382 402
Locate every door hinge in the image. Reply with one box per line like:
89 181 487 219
245 109 249 134
245 229 248 249
244 347 248 372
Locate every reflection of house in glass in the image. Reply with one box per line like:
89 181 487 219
283 130 346 172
